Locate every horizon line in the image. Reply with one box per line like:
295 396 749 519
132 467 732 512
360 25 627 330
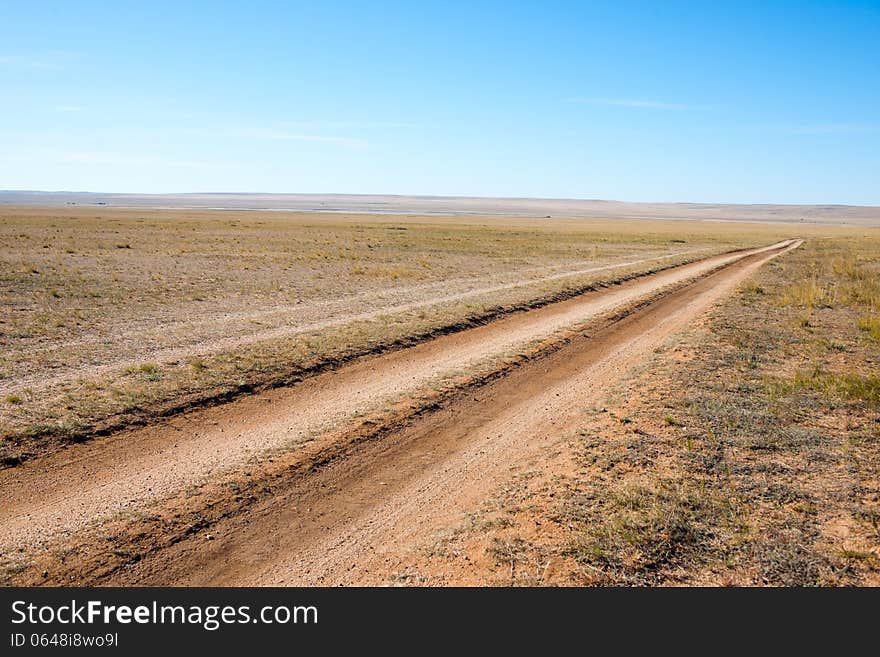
1 189 879 210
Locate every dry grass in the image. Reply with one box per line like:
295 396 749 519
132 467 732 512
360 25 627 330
767 366 880 406
779 242 880 313
568 235 880 585
859 315 880 341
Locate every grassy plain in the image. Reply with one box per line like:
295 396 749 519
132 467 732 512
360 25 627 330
0 206 851 463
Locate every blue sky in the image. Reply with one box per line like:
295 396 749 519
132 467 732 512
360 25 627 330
1 1 878 204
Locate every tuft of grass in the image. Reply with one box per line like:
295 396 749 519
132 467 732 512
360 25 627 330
750 534 827 586
122 363 162 380
767 365 880 406
663 414 682 426
188 359 209 372
835 373 880 404
566 481 713 580
779 277 834 309
4 395 23 405
858 315 880 341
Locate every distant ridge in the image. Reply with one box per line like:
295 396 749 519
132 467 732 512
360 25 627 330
2 191 879 225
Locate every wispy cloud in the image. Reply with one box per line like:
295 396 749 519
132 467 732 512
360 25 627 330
9 148 208 168
217 127 369 149
212 120 432 147
0 51 79 71
569 97 693 111
758 122 880 135
282 120 426 130
48 105 85 113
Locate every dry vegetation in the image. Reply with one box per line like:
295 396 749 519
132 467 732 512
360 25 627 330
0 206 811 464
396 231 880 586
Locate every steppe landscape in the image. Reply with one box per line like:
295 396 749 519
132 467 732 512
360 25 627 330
1 196 877 585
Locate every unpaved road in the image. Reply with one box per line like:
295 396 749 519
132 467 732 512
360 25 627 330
0 240 800 585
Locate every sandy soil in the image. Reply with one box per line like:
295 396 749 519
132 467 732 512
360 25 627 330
0 240 798 584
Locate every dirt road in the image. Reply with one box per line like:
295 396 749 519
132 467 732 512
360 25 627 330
0 240 800 585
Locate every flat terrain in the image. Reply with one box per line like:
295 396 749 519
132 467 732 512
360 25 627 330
0 206 799 463
3 191 880 224
0 205 877 585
